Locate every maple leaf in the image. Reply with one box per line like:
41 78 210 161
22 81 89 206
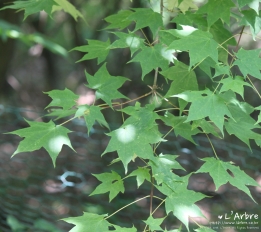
128 167 151 188
161 113 201 144
166 0 198 13
161 61 198 99
7 120 74 166
85 63 128 107
239 9 261 40
143 215 165 231
196 0 235 27
62 212 111 232
168 29 218 67
149 154 185 186
102 105 163 172
52 0 84 21
172 12 207 30
104 10 133 30
72 39 110 64
0 0 57 19
75 105 109 134
127 8 163 39
90 171 124 202
196 157 260 202
220 76 252 99
233 48 261 79
108 31 144 56
238 0 260 14
157 175 206 231
45 88 79 110
173 89 233 135
129 43 172 79
224 102 261 148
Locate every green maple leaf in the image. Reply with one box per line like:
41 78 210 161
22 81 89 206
239 9 261 40
192 119 221 138
168 29 218 67
158 175 206 231
127 8 163 39
149 154 185 185
233 48 261 79
224 102 261 148
196 157 260 202
62 212 111 232
128 167 151 188
75 105 109 134
85 63 128 107
173 89 233 135
161 62 198 100
172 12 207 30
143 215 165 231
103 125 163 173
8 120 74 166
0 0 57 19
178 0 198 13
52 0 84 21
220 76 252 99
104 10 133 30
130 43 172 79
197 0 235 27
161 113 201 144
45 88 78 110
103 105 163 172
72 39 110 64
108 31 144 56
238 0 261 14
90 171 124 202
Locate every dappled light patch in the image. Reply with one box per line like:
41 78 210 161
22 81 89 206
126 36 140 48
116 124 136 144
48 135 70 154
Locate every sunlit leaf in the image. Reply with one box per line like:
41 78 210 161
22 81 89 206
7 120 74 166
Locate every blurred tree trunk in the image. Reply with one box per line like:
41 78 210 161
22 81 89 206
0 4 20 100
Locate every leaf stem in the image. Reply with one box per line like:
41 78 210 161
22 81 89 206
205 133 219 159
104 195 151 220
247 75 261 99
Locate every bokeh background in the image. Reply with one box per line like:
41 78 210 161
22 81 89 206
1 0 261 231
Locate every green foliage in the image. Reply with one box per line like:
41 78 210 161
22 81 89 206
1 0 83 20
3 0 261 231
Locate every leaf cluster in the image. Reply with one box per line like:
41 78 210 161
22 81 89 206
3 0 261 231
